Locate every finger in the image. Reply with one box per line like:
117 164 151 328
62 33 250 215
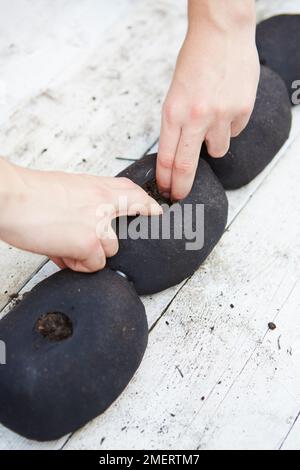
96 223 119 258
63 242 106 273
110 185 163 218
156 116 181 196
205 122 231 158
49 257 67 269
171 127 205 201
84 175 136 190
104 176 138 189
231 114 251 137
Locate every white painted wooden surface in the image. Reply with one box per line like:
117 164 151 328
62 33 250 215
0 0 300 450
0 0 135 125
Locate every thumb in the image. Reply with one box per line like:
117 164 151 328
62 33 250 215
113 184 163 218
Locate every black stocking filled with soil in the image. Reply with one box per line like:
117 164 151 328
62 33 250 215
256 15 300 105
0 268 148 441
108 155 228 295
202 66 292 189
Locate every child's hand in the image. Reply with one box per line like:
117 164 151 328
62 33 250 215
157 0 259 201
0 160 162 272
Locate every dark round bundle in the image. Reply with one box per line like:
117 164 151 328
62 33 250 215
256 14 300 105
108 154 228 294
0 269 147 441
202 66 292 189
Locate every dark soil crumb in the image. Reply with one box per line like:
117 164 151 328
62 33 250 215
230 303 234 309
201 396 205 401
142 178 171 206
8 292 22 308
268 322 276 331
35 312 73 341
9 293 19 300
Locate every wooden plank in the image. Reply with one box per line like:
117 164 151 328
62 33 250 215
0 0 134 125
256 0 300 21
196 282 300 450
65 130 300 450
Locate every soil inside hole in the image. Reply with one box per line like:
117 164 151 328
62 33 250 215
142 178 171 206
35 312 73 341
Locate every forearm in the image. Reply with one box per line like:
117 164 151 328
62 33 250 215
0 158 20 215
0 157 29 236
157 0 259 199
187 0 256 35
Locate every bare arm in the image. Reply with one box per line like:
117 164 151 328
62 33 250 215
156 0 259 200
0 157 162 272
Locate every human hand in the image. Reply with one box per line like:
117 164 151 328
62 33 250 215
157 0 260 201
0 160 162 272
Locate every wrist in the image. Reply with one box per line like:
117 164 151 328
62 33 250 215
187 0 256 37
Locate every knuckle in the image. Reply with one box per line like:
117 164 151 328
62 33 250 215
97 254 106 270
159 154 174 170
174 158 194 174
163 102 178 124
83 231 99 253
214 105 229 121
70 261 86 273
110 240 119 257
239 102 253 118
118 176 133 186
189 104 206 121
76 237 90 257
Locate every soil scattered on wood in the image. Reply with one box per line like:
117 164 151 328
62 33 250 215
35 312 73 341
142 178 171 206
8 292 23 310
